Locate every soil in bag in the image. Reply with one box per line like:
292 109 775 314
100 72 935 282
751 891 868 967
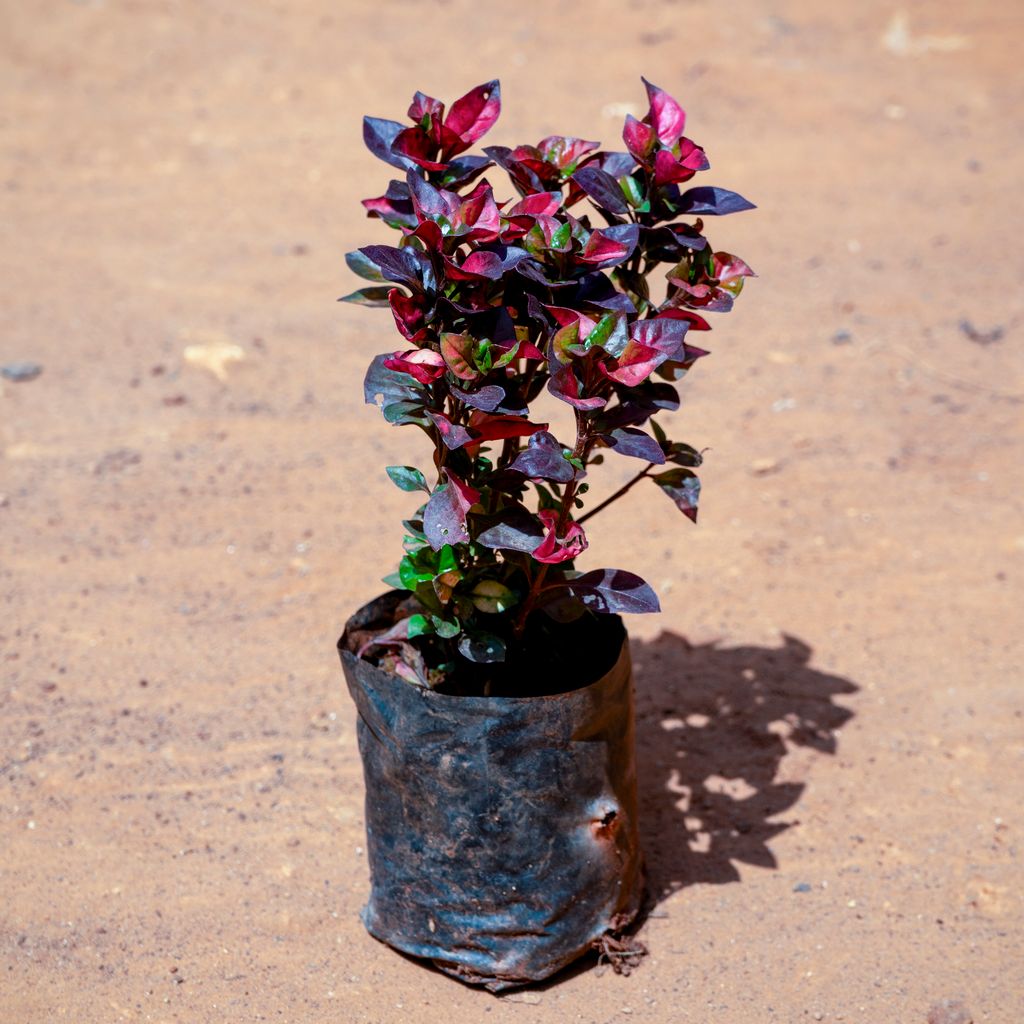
338 591 645 990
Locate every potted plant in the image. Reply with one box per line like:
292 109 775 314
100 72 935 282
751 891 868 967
337 77 754 990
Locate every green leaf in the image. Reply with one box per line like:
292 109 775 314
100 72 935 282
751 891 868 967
382 570 405 590
551 221 572 251
407 613 434 638
386 465 429 493
339 287 394 306
399 553 434 590
431 616 461 639
620 175 644 208
437 545 459 574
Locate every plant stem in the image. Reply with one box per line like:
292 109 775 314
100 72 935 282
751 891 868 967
576 463 654 525
512 410 590 639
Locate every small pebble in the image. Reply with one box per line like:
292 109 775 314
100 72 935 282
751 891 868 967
1 361 43 382
832 329 853 345
793 882 813 893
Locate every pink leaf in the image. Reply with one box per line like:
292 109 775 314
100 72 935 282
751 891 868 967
622 114 657 162
642 77 686 146
532 509 587 564
383 348 445 384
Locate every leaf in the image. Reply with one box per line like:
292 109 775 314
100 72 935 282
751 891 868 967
440 154 492 189
423 471 480 550
426 410 475 451
562 567 661 614
338 286 394 306
601 427 666 463
579 224 640 269
676 186 756 216
407 613 434 638
431 616 461 639
363 353 423 408
584 312 629 357
622 114 658 162
362 116 417 171
510 431 578 483
386 465 429 493
358 244 433 291
440 332 479 381
651 467 701 522
345 249 387 282
547 365 607 410
470 579 517 614
466 413 547 446
642 77 687 146
475 505 545 553
381 570 404 590
458 631 506 664
445 80 501 147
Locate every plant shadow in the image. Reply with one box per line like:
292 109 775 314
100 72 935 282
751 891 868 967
631 630 858 902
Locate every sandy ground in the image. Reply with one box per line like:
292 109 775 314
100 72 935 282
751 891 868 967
2 1 1023 1021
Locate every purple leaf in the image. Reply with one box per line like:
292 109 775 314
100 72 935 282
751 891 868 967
363 353 423 408
651 467 701 522
510 431 577 482
440 155 493 189
571 167 629 214
677 186 756 216
601 427 666 463
599 151 639 178
358 244 434 291
423 471 480 550
362 116 417 171
561 568 661 614
449 383 506 412
407 170 452 221
426 410 475 451
475 505 545 553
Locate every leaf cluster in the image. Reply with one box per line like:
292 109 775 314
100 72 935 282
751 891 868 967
343 78 754 687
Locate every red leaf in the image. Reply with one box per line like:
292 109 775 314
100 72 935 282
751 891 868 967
388 289 427 342
444 80 501 149
391 126 446 171
548 365 607 410
507 191 563 218
466 412 547 444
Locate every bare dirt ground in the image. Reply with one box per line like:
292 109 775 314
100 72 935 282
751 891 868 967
2 1 1022 1021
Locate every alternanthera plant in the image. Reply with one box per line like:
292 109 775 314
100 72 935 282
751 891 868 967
343 78 754 688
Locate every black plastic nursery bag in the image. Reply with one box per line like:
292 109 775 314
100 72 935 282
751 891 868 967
338 592 644 991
